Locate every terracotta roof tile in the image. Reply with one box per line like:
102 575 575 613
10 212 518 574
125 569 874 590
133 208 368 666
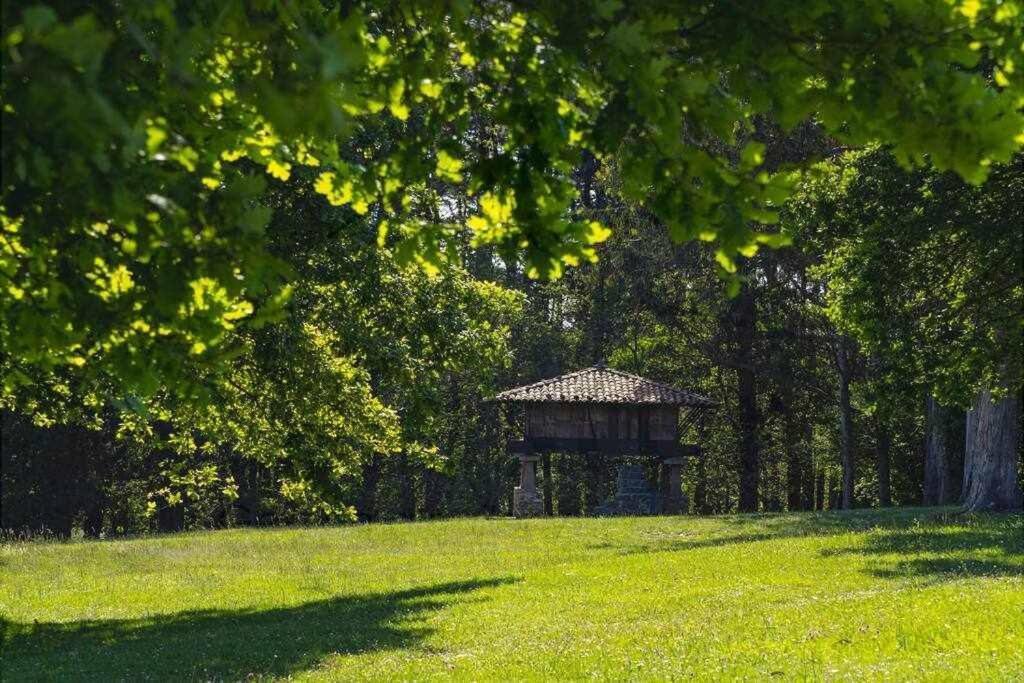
493 366 716 407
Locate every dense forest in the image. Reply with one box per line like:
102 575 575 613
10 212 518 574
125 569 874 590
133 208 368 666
2 2 1022 536
5 143 1019 534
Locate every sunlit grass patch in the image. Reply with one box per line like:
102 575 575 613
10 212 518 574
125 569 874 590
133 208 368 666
2 508 1021 680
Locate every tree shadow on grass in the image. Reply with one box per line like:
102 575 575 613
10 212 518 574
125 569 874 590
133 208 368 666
590 509 949 556
588 508 1023 582
1 577 517 681
589 531 782 555
821 523 1023 581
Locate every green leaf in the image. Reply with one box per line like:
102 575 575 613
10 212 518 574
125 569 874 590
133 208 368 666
419 79 442 99
740 142 766 171
388 79 409 120
714 250 737 274
435 151 463 183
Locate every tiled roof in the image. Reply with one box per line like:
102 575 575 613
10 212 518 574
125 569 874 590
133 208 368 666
493 366 717 407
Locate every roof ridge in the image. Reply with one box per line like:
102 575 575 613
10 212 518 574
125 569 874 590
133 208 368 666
601 366 704 398
494 367 595 397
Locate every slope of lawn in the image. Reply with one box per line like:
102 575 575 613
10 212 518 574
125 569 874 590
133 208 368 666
1 507 1022 681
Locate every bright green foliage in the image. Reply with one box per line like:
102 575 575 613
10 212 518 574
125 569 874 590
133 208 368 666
1 155 525 519
257 169 523 489
161 325 403 520
3 0 1023 399
130 197 522 517
3 509 1022 679
784 149 1023 406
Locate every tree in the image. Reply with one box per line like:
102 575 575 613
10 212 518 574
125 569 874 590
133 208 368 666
923 397 963 506
963 388 1023 511
785 150 1023 511
730 275 760 512
833 335 858 509
1 162 525 533
4 0 1023 407
180 166 523 519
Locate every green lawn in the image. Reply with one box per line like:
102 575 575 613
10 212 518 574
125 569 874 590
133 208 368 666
1 508 1021 681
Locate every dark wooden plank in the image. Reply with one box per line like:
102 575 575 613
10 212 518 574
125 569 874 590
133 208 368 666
508 438 698 457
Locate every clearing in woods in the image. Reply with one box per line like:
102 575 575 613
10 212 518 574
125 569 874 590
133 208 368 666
1 507 1022 680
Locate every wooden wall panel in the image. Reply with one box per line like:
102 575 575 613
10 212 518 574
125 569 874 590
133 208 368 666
526 403 679 441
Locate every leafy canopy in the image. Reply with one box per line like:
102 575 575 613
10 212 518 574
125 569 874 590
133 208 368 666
3 0 1022 401
784 149 1023 406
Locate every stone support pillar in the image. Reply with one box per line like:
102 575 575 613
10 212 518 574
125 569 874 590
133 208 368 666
513 454 544 517
662 456 687 514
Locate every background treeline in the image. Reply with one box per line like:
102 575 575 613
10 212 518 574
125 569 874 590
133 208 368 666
4 137 1020 537
5 2 1023 537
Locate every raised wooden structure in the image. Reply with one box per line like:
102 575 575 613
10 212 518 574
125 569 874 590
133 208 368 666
494 364 716 516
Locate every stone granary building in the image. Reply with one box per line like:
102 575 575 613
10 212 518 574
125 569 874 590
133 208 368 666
494 364 716 517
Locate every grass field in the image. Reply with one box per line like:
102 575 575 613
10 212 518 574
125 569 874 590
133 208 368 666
1 508 1022 681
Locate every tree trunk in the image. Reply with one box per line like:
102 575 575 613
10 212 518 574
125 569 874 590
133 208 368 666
734 283 760 513
422 469 446 518
875 417 892 507
962 388 1023 511
925 397 962 505
397 453 417 520
835 337 856 509
785 450 801 511
83 497 105 538
357 455 382 522
801 422 815 510
827 474 840 511
801 461 815 510
156 500 184 532
783 410 802 511
580 153 610 366
694 450 709 515
813 467 825 511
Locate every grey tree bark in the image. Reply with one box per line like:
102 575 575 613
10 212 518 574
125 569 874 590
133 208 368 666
962 388 1022 511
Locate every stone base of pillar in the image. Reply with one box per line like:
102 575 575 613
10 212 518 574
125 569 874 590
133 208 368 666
663 493 689 514
593 465 661 516
513 487 545 517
